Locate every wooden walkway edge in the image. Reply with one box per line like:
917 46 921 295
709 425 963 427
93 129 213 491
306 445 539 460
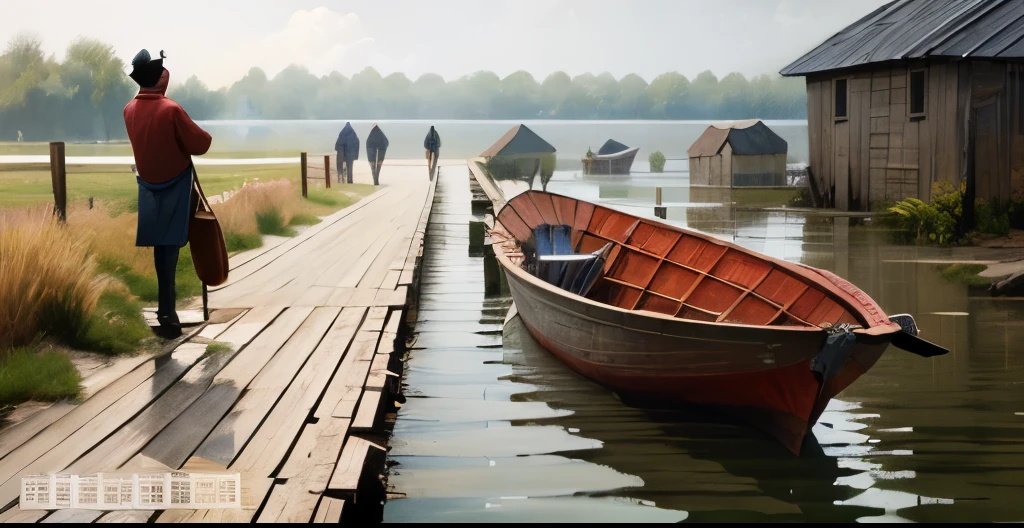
0 160 441 523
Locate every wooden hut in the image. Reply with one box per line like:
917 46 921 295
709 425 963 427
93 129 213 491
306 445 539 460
687 120 788 187
781 0 1024 211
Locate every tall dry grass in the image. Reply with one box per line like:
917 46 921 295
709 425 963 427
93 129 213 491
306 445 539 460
213 179 303 235
0 206 107 352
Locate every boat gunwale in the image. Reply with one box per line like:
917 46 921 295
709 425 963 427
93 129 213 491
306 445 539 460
491 190 901 338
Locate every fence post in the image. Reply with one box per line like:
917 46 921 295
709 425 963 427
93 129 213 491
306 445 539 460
654 186 666 220
300 152 308 198
324 155 331 189
49 141 67 222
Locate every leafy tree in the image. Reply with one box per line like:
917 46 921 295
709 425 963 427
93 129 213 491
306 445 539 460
0 35 811 140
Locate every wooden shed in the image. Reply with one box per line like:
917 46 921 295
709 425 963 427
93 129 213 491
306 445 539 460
687 120 789 187
781 0 1024 211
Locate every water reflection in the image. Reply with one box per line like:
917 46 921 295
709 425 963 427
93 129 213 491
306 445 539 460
386 164 1024 522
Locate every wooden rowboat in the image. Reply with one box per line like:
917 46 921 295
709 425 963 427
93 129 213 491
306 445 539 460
582 147 639 175
490 190 947 455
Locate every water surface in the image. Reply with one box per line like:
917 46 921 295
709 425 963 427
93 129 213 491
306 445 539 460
386 165 1024 523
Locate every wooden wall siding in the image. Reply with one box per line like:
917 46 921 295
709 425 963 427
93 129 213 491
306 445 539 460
806 62 979 210
1012 65 1024 195
690 146 785 187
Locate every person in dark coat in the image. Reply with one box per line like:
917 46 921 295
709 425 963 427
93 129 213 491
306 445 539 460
123 49 212 339
335 122 359 184
366 124 389 186
423 126 441 180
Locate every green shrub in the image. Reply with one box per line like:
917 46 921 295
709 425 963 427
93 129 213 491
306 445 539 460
75 290 152 355
975 198 1010 237
224 232 263 253
0 347 81 406
255 208 296 237
649 151 666 173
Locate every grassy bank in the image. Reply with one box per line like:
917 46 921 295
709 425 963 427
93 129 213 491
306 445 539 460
0 163 302 208
0 170 375 409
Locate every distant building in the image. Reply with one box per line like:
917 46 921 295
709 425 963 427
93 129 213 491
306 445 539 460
687 119 788 187
781 0 1024 211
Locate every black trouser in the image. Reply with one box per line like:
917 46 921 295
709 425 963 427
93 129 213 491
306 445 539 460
154 245 179 323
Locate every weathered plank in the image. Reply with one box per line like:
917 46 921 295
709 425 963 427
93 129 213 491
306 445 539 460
0 506 45 523
312 497 345 523
40 509 104 523
124 306 314 470
254 417 352 523
350 389 383 431
65 343 245 476
0 344 207 509
198 309 248 340
0 402 75 463
326 436 386 493
187 307 342 468
365 353 393 389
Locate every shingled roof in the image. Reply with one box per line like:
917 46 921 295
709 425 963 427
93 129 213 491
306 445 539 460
481 124 557 158
687 120 788 158
781 0 1024 77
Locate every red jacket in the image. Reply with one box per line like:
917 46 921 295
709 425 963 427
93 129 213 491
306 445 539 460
123 69 212 184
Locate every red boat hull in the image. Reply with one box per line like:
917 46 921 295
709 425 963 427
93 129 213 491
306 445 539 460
489 189 899 454
505 263 889 455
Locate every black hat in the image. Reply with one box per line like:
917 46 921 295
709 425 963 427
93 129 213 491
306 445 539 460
129 49 165 88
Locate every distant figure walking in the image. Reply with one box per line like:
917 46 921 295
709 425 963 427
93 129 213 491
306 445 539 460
424 126 441 180
16 130 23 142
335 122 359 184
366 124 389 186
123 49 212 339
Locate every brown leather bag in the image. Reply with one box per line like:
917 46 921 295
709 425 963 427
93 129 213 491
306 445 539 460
188 171 229 286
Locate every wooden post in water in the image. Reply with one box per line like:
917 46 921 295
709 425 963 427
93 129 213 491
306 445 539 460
49 141 67 222
300 152 308 198
324 155 331 189
654 186 666 220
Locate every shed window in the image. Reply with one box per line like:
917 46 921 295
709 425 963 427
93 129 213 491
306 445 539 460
909 70 926 118
834 79 848 120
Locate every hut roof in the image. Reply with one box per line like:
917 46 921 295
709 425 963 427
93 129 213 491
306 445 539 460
481 124 556 158
781 0 1024 77
597 139 629 156
687 120 788 158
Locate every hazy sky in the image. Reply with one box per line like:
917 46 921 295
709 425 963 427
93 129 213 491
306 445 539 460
2 0 890 89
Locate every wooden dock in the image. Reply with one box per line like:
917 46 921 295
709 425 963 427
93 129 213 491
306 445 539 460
0 160 442 523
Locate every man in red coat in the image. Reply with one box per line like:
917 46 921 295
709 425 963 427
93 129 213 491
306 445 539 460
124 49 212 338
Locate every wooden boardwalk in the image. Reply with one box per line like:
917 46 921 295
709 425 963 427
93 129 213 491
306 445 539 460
0 160 444 523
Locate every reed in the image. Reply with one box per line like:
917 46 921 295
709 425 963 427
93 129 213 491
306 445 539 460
0 206 107 353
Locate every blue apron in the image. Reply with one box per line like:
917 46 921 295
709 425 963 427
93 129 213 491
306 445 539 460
135 165 194 247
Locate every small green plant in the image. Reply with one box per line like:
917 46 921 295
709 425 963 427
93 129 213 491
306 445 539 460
937 263 993 287
224 232 263 253
288 213 320 227
0 347 81 407
205 342 232 354
255 208 297 237
74 289 152 355
649 151 666 173
790 185 813 207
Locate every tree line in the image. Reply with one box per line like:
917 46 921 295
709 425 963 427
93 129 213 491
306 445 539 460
0 34 808 142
